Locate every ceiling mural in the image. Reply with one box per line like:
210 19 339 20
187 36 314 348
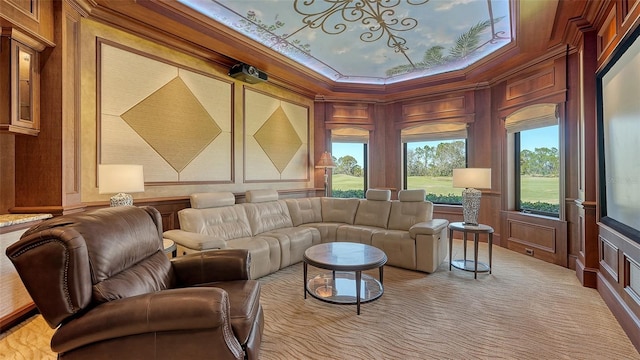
179 0 512 85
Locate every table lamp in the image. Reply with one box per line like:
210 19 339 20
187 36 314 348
98 164 145 207
315 151 336 197
453 168 491 226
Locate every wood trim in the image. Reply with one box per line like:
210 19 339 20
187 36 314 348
505 211 568 267
0 303 36 333
598 271 640 350
600 235 619 282
576 258 598 288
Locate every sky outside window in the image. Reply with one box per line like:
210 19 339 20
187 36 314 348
332 125 557 167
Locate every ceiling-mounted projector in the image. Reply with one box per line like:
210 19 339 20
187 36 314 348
228 63 267 84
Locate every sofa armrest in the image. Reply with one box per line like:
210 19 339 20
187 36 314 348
409 219 449 238
171 249 251 286
163 229 227 251
51 288 242 358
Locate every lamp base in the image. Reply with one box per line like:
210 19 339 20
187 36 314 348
110 193 133 207
461 188 482 226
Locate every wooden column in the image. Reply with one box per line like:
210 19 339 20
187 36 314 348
576 30 598 288
13 1 84 215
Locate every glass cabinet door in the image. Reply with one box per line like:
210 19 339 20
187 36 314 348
11 40 39 134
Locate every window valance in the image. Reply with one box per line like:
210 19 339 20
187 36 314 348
401 122 467 142
331 127 369 143
505 104 558 133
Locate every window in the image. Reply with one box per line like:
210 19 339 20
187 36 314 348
515 125 560 216
506 104 560 217
402 122 468 204
330 127 369 198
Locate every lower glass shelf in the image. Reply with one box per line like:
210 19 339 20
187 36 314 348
451 259 490 272
306 271 383 304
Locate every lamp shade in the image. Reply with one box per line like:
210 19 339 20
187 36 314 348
453 168 491 189
315 151 336 168
98 164 145 194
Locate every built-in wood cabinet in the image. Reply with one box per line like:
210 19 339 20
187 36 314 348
0 28 41 135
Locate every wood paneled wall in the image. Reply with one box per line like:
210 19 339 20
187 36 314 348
589 0 640 350
2 0 640 351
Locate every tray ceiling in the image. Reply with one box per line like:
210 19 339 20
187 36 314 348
179 0 513 85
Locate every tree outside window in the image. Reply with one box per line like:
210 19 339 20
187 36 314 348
405 139 466 204
331 142 367 198
516 125 560 216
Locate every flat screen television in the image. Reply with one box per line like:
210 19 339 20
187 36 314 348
597 24 640 243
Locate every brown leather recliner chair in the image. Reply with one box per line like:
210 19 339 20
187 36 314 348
6 206 263 360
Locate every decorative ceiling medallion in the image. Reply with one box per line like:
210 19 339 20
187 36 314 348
121 77 222 172
253 106 303 173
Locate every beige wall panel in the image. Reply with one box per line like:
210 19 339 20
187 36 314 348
100 42 232 184
282 101 309 142
180 70 232 133
245 139 282 180
280 146 308 180
100 114 178 181
244 89 308 182
81 18 314 203
101 44 178 115
180 137 232 181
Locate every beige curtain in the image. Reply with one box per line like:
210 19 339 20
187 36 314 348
401 122 467 142
505 104 558 133
331 127 369 143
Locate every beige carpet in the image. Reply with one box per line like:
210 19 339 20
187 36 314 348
2 241 639 359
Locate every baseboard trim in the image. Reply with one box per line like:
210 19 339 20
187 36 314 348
0 303 37 333
598 272 640 352
576 259 597 288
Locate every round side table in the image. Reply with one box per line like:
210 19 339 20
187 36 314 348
448 222 493 279
163 238 177 258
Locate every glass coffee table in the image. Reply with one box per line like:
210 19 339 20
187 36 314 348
303 242 387 315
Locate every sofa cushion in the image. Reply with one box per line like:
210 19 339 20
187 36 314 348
388 201 432 231
225 236 281 279
243 200 294 235
366 189 391 201
190 192 236 209
371 230 417 269
285 198 322 226
321 198 360 224
398 189 426 202
178 206 252 241
336 225 386 245
260 227 316 268
246 189 279 203
300 223 341 243
354 198 392 228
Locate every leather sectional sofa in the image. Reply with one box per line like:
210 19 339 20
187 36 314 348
163 189 450 279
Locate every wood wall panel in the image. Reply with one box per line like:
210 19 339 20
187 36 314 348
600 235 619 282
626 256 640 306
497 57 567 116
506 69 555 101
400 92 474 123
62 6 80 206
0 0 54 45
505 211 567 266
598 224 640 349
329 104 370 122
0 133 14 213
598 5 618 60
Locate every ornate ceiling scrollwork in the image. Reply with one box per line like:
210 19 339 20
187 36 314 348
293 0 429 66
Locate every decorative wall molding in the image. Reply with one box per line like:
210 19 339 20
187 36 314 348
243 87 309 182
98 40 234 184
